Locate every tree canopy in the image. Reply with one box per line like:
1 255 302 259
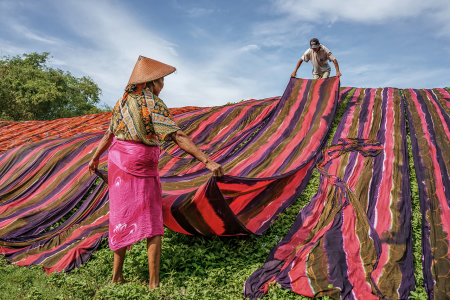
0 52 108 121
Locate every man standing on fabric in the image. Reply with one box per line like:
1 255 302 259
291 38 342 79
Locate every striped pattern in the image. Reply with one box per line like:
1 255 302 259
0 113 111 154
0 77 340 272
245 88 414 300
0 133 110 273
404 88 450 300
0 107 201 273
0 106 201 154
159 77 341 235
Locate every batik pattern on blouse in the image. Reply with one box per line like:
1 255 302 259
109 86 180 146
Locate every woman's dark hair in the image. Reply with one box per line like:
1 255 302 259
125 80 154 93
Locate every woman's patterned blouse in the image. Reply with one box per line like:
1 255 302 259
109 87 180 146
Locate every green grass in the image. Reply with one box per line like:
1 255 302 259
0 95 428 299
405 105 427 300
0 171 322 300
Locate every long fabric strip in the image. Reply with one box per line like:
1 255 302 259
0 77 340 272
160 77 341 235
404 88 450 300
0 133 110 273
244 88 414 299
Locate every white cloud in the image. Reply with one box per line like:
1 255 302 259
271 0 450 38
240 45 260 52
11 24 62 45
37 0 277 108
1 0 448 113
273 0 447 23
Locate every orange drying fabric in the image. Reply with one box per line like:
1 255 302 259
0 107 201 154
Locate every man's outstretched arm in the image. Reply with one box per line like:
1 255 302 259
291 58 303 77
333 59 342 77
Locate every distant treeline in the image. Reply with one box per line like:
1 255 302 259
0 52 110 121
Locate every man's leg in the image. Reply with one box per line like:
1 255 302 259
313 73 320 79
147 235 162 289
112 247 127 284
322 71 330 78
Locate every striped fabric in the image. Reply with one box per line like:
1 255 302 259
159 77 341 235
0 107 201 273
245 88 415 299
0 106 201 155
0 133 110 273
404 88 450 300
0 113 111 154
0 77 340 272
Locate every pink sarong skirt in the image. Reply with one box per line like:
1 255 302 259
107 138 163 251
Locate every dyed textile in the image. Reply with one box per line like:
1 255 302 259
0 106 200 155
245 88 414 299
404 88 450 300
0 113 111 154
0 133 110 273
108 138 163 251
0 107 198 273
109 86 180 146
159 77 341 236
0 77 340 273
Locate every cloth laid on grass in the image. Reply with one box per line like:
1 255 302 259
0 77 340 273
0 108 201 273
158 77 341 236
245 88 414 299
0 133 110 273
0 113 111 154
0 107 201 155
404 88 450 300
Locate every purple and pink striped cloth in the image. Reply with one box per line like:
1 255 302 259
0 77 341 273
1 81 450 300
159 77 341 236
404 88 450 300
245 88 415 299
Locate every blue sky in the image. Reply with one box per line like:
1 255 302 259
0 0 449 108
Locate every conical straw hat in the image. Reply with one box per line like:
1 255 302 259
127 56 176 86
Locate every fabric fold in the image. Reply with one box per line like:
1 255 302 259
245 88 414 300
159 77 341 236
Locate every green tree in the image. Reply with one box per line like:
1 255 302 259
0 52 109 121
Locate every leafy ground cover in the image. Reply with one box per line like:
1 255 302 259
0 93 428 299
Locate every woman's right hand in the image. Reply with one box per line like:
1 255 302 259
88 158 99 175
204 160 224 177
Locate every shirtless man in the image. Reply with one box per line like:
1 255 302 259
291 38 342 79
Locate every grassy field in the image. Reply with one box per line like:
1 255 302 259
0 94 429 300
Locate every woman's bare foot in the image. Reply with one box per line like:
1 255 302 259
111 278 130 284
111 247 127 285
148 282 159 290
147 236 161 290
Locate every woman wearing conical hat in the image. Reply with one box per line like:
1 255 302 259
88 56 224 289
